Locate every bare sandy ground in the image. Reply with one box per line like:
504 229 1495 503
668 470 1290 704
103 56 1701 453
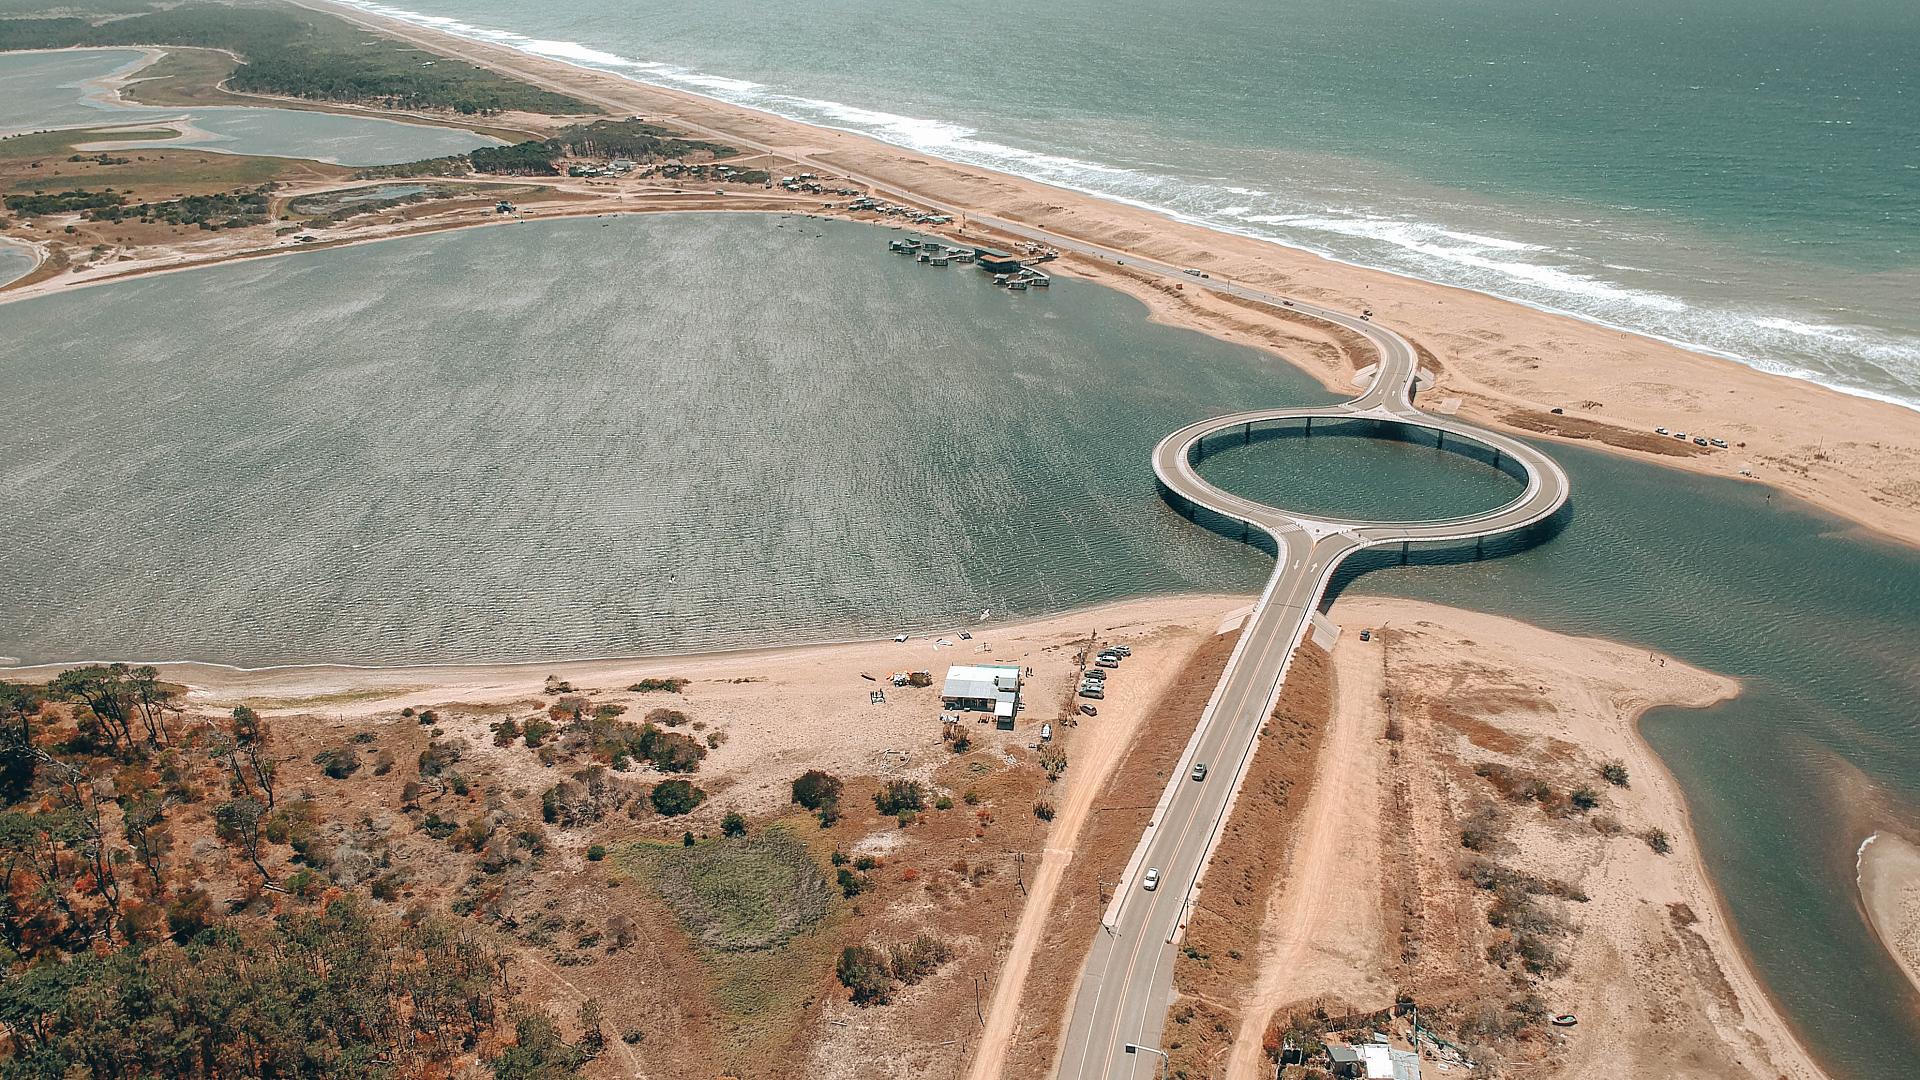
1859 832 1920 999
1213 596 1825 1080
3 595 1245 817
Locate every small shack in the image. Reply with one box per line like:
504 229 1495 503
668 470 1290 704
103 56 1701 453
942 663 1022 727
974 246 1024 273
1326 1042 1421 1080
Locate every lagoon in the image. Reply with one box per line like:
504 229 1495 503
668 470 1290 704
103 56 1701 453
0 48 499 165
2 212 1917 1074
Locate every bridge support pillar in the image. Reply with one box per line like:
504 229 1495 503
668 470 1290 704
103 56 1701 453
1401 542 1410 564
1493 448 1502 469
1244 422 1252 444
1436 430 1445 449
1304 416 1313 435
1475 536 1484 559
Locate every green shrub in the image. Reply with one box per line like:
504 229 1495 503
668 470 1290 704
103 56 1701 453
650 779 705 817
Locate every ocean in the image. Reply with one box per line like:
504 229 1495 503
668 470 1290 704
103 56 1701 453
327 0 1920 409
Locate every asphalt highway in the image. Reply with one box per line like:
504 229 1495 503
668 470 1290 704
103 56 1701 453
1054 282 1568 1080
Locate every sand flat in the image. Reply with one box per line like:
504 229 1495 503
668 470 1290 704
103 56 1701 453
1859 832 1920 999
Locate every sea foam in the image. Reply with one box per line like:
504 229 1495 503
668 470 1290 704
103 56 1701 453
326 0 1920 411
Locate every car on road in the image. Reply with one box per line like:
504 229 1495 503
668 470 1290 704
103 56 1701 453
1142 867 1160 891
1191 762 1208 781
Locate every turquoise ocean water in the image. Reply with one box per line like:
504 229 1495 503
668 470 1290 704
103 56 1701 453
331 0 1920 407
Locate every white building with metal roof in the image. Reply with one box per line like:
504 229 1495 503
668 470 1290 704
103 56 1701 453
942 664 1022 719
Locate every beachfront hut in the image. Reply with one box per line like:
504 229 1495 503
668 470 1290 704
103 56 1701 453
974 246 1024 273
942 664 1022 724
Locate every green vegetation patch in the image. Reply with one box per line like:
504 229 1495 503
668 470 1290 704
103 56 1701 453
0 1 594 115
85 185 271 229
618 825 831 952
470 118 737 176
0 127 178 164
3 188 125 215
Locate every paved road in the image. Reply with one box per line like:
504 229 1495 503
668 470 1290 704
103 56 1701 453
1055 293 1568 1079
270 22 1568 1073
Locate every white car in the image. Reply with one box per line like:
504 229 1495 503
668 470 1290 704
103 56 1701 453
1142 867 1161 891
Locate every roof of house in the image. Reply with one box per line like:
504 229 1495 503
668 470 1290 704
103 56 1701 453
942 664 1021 702
1328 1043 1421 1080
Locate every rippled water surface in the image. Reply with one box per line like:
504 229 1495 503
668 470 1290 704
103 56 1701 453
0 213 1332 667
1194 420 1523 522
6 212 1920 1075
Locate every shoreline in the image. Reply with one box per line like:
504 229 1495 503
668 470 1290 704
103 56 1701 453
293 0 1920 551
314 2 1918 418
1328 597 1828 1080
1858 832 1920 1000
9 5 1920 549
0 591 1257 687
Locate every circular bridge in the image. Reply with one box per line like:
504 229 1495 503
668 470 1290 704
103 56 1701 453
1153 403 1569 550
1063 287 1569 1080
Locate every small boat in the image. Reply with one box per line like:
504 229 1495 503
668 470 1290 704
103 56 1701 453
1008 280 1028 291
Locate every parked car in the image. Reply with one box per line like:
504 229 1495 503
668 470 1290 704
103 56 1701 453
1083 668 1107 681
1191 762 1208 782
1142 867 1161 891
1111 645 1133 657
1078 684 1105 700
1359 629 1371 642
1096 657 1119 669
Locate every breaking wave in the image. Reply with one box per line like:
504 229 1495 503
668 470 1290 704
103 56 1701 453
333 0 1920 410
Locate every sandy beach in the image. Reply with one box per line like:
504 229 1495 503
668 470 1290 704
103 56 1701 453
5 5 1916 547
266 0 1919 551
1232 596 1827 1080
1859 832 1920 1000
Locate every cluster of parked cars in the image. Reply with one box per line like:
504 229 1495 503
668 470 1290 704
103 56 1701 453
1077 644 1130 703
1655 426 1729 449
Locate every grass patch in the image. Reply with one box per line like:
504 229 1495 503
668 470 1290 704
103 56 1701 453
0 127 178 163
615 821 842 1068
620 825 830 951
119 45 239 107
